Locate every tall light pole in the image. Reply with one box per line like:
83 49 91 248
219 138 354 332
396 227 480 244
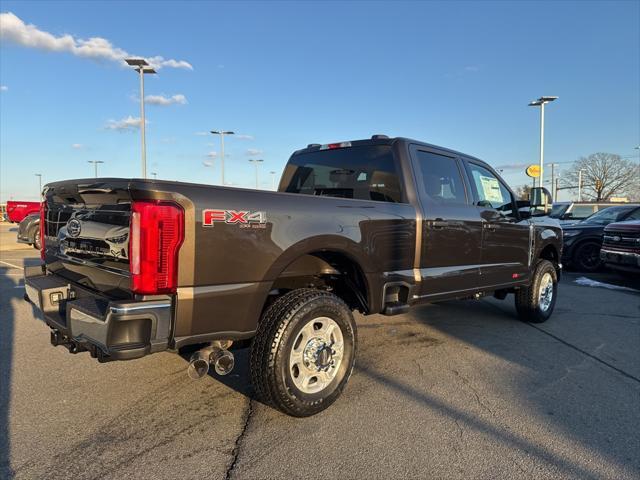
270 171 277 190
125 58 156 179
88 160 104 178
35 173 42 197
549 163 558 202
249 159 263 189
151 172 158 179
528 96 558 191
578 169 584 201
211 130 235 185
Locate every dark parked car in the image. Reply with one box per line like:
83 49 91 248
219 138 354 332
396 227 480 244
561 204 640 271
550 201 628 226
17 212 41 249
600 220 640 275
24 135 562 417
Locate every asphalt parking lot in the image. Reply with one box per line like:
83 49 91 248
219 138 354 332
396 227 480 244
1 223 639 479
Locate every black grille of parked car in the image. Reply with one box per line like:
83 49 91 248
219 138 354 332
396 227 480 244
603 231 640 249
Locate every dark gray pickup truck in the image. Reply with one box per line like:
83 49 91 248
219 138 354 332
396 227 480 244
25 135 562 416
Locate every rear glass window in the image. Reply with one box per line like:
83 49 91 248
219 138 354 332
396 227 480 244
281 145 403 203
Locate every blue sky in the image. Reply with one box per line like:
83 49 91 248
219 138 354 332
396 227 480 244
1 1 638 201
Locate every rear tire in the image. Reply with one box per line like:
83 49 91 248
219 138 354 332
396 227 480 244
250 289 357 417
515 260 558 323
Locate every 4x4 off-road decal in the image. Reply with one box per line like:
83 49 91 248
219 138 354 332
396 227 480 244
202 209 267 229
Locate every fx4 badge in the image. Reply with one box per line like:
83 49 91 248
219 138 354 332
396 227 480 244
203 209 267 229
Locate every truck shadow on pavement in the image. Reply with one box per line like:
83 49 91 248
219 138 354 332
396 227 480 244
0 256 43 479
199 290 639 479
0 273 16 479
397 297 639 478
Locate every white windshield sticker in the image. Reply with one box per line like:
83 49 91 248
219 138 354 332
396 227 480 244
479 175 503 204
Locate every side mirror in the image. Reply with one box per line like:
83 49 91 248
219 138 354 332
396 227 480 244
529 187 552 214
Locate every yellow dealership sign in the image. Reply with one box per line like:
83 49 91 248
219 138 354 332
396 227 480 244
526 164 541 178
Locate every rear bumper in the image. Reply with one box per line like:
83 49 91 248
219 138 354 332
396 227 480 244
600 248 640 272
24 265 173 362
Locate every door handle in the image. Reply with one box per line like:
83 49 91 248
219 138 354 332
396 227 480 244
429 219 449 229
483 223 497 232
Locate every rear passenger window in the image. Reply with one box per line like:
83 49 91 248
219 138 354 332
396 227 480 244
414 151 466 204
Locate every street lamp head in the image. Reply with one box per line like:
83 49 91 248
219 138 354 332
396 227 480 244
210 131 235 135
249 159 264 163
125 58 149 67
529 96 558 106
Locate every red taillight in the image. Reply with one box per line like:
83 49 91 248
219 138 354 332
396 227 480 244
129 201 185 295
40 202 46 260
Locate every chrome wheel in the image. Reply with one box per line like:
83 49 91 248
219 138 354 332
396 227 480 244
289 316 344 394
538 272 554 312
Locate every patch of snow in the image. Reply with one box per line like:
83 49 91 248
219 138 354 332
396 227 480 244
574 276 638 293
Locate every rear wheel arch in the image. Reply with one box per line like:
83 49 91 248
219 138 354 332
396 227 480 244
265 249 371 315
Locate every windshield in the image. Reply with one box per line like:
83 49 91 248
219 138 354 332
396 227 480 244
580 206 632 225
549 203 569 218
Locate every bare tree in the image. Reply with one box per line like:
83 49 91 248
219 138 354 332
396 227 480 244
562 153 639 201
514 184 531 200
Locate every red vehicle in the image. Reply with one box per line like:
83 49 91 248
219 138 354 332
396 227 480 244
5 201 41 223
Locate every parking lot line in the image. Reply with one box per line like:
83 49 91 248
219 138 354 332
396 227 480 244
0 260 22 270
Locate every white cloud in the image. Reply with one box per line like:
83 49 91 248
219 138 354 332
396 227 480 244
0 12 193 70
105 115 143 131
235 134 254 140
0 85 7 91
144 94 187 106
246 148 263 156
194 131 210 136
71 143 84 149
464 65 480 72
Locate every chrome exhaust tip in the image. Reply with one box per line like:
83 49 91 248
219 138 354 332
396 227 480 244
187 343 235 379
187 349 212 380
211 348 235 376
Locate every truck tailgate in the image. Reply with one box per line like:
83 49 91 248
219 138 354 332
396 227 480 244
43 180 133 298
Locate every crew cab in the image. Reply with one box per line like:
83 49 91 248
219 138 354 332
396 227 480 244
5 200 40 223
24 136 562 416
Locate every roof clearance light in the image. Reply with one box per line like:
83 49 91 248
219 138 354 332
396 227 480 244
320 141 352 150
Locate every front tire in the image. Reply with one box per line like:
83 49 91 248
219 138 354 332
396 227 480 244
572 241 601 272
250 289 357 417
32 228 41 250
515 260 558 323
